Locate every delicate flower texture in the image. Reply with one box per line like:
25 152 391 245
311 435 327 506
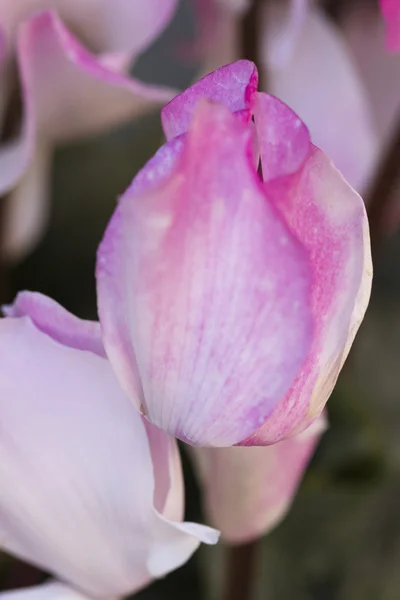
0 291 218 600
192 413 327 543
0 1 178 259
379 0 400 51
97 61 372 448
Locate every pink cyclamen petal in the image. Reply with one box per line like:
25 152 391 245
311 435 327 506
379 0 400 51
242 93 372 445
161 60 258 140
97 99 313 447
0 301 218 598
193 413 326 543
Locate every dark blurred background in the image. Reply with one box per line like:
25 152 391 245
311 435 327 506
2 1 400 599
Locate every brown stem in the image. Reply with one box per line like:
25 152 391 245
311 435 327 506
222 541 260 600
367 114 400 253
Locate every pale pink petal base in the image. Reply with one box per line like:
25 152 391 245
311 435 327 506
193 414 326 544
97 100 313 447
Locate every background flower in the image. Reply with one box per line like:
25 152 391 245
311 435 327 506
0 0 178 260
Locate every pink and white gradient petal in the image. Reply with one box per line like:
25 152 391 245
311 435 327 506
97 100 313 447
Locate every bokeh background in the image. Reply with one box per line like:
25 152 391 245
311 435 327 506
2 1 400 599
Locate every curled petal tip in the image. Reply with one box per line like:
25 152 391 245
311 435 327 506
161 60 259 140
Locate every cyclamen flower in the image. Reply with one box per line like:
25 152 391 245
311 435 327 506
0 1 178 259
96 61 372 448
192 413 326 543
0 291 218 600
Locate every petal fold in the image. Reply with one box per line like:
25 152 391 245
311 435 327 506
18 10 177 142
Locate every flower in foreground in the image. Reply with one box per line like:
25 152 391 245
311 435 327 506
0 291 218 599
0 0 178 259
96 60 372 448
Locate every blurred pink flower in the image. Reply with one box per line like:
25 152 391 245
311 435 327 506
199 0 378 193
96 61 371 448
379 0 400 51
192 413 327 543
0 1 179 260
0 291 218 599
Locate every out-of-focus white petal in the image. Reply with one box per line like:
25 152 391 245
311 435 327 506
262 3 377 192
0 309 218 599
